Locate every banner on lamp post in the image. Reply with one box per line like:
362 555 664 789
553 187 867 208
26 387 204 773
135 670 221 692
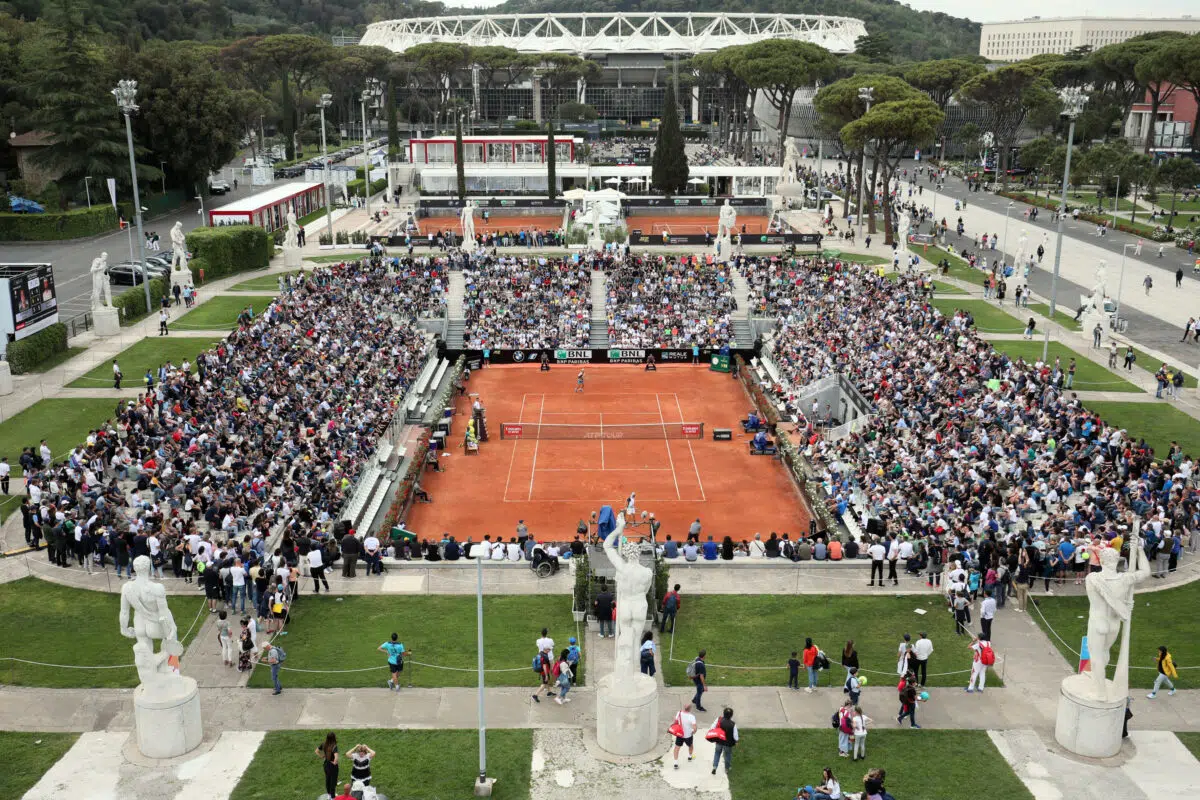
106 178 118 211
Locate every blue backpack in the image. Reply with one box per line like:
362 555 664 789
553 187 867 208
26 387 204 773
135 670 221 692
532 653 544 673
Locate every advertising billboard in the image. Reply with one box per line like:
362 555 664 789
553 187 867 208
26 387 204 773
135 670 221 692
0 263 59 342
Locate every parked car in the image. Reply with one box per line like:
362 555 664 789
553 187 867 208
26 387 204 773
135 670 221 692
209 178 231 195
107 261 169 285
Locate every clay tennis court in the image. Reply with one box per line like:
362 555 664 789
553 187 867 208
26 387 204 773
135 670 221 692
417 214 564 235
631 213 773 235
404 365 811 542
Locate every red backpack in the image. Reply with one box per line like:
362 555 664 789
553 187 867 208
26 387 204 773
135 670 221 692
979 643 996 666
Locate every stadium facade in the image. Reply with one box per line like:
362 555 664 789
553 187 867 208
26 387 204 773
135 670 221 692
360 13 868 125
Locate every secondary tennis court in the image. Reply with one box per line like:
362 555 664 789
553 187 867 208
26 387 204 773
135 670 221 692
416 214 563 235
635 213 772 236
405 365 810 541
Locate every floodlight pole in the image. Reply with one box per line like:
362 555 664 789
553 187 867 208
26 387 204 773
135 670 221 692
1043 88 1087 363
114 79 152 312
856 86 874 241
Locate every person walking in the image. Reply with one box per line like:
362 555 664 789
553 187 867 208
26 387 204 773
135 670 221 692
379 633 408 691
1023 317 1035 340
112 360 123 390
575 368 585 393
1183 318 1195 343
158 308 169 336
912 633 933 686
1143 274 1153 295
660 583 681 632
1092 323 1103 349
710 707 739 775
639 631 657 677
1177 266 1184 287
1147 645 1178 699
966 634 993 693
307 544 330 594
265 642 284 695
803 637 820 692
216 610 234 667
689 649 708 711
844 666 861 705
554 648 574 704
671 703 698 769
896 673 920 728
315 732 339 799
1124 346 1136 371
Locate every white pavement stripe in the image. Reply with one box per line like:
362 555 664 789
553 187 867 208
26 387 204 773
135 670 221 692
174 731 265 800
24 731 125 800
1121 730 1200 797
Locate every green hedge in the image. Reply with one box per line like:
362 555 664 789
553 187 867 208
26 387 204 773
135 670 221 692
6 323 68 374
346 178 388 198
184 225 271 282
0 206 117 241
114 277 169 326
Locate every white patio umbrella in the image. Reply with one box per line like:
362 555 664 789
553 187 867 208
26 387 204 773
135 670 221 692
687 177 706 185
562 188 589 200
603 177 622 185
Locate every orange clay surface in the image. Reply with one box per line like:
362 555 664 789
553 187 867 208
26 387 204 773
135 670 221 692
404 364 811 543
633 213 772 235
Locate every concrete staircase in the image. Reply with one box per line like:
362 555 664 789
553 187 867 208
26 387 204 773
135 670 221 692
730 271 755 348
589 270 609 348
446 272 466 347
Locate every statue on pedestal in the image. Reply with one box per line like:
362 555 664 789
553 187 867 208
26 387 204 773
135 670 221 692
781 138 800 183
1082 529 1151 701
283 208 300 251
90 252 113 310
895 211 911 247
460 200 476 246
717 199 737 241
602 512 652 677
169 222 188 273
120 555 185 694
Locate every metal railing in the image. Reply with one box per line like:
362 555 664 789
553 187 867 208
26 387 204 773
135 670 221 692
63 310 94 339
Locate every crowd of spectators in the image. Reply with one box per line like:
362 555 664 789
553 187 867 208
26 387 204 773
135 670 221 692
754 255 1197 575
462 255 592 349
18 261 430 591
606 255 737 348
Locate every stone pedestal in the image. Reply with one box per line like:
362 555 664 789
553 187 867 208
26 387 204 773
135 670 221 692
1054 674 1126 758
714 235 731 262
134 677 203 759
284 247 303 269
587 234 604 252
1078 309 1107 345
596 672 659 757
0 360 11 396
93 306 120 338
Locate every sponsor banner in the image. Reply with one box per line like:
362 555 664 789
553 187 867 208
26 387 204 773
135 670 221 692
450 347 755 365
627 232 822 247
712 428 733 441
419 198 566 209
681 423 702 437
626 197 764 207
502 423 525 439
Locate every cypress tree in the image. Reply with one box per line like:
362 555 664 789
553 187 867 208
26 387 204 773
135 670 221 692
651 79 689 195
546 120 557 200
455 111 466 202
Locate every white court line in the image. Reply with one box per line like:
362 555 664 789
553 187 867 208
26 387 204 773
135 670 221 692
527 393 546 501
656 393 681 500
502 393 528 503
535 468 675 472
600 412 605 470
673 392 706 501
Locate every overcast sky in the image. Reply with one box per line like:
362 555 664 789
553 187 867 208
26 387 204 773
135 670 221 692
902 0 1198 23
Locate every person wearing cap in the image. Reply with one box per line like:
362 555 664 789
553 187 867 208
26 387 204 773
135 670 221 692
566 636 581 683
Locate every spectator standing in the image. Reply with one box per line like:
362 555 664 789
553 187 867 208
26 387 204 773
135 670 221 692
689 649 708 711
979 594 996 641
803 637 819 692
639 631 657 677
710 707 739 775
867 537 886 586
966 634 992 693
341 533 360 577
307 544 329 594
851 706 870 761
594 583 614 638
315 733 339 799
265 642 284 695
661 583 681 632
912 633 933 686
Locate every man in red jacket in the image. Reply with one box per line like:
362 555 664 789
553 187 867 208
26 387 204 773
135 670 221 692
661 583 682 633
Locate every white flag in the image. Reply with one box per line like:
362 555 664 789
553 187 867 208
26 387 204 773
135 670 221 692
107 178 118 211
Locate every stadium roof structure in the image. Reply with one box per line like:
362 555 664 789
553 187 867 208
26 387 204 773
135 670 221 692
360 12 867 56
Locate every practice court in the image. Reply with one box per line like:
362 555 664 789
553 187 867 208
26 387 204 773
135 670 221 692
406 365 810 541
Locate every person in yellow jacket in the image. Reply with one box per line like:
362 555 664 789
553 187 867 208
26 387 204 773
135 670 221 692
1147 645 1178 698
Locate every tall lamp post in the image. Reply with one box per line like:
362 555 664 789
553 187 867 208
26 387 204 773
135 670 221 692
1002 201 1015 265
318 93 335 244
856 86 874 241
361 81 382 219
1042 87 1088 362
113 79 152 312
84 176 93 209
1111 173 1121 231
1115 242 1136 326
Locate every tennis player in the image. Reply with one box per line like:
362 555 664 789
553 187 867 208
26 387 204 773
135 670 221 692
575 368 585 393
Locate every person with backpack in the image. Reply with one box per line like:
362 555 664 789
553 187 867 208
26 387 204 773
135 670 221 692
688 649 708 711
531 646 555 703
834 697 854 756
896 672 920 728
264 641 285 695
966 633 994 693
566 637 581 684
553 649 574 704
660 583 681 632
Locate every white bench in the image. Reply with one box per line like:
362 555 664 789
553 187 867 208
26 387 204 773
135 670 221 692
376 441 394 465
429 358 449 391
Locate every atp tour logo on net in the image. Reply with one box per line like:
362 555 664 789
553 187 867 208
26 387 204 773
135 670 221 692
553 349 591 363
607 349 646 364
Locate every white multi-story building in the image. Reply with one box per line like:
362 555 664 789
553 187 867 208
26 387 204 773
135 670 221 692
979 16 1200 61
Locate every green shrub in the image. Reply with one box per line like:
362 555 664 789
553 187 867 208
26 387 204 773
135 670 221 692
0 206 117 241
113 277 169 326
5 323 68 374
184 225 270 282
346 178 388 198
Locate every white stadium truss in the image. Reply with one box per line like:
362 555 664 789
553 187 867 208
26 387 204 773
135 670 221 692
360 13 867 56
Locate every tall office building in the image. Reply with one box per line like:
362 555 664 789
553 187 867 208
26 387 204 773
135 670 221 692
979 16 1200 61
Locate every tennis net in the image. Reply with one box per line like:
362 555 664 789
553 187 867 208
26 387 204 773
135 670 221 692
500 422 704 440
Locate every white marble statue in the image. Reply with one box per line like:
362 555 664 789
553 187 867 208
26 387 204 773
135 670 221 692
717 199 737 240
459 200 476 245
90 252 113 309
781 138 800 183
896 211 912 246
1014 231 1029 267
120 555 186 693
589 202 602 238
169 222 188 274
283 208 299 250
603 512 652 678
1085 260 1109 313
1082 527 1151 700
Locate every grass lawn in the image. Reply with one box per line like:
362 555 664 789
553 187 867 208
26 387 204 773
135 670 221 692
921 245 986 287
730 730 1031 800
931 299 1024 334
305 254 362 263
843 254 892 266
230 271 301 292
986 341 1140 393
230 729 532 800
0 398 122 467
663 595 996 688
26 346 86 373
0 732 78 797
1027 302 1083 332
174 295 274 331
246 595 578 689
0 493 22 522
67 337 222 388
1085 400 1200 459
0 577 204 687
1030 579 1198 691
1178 732 1200 761
884 272 967 294
1128 347 1199 389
